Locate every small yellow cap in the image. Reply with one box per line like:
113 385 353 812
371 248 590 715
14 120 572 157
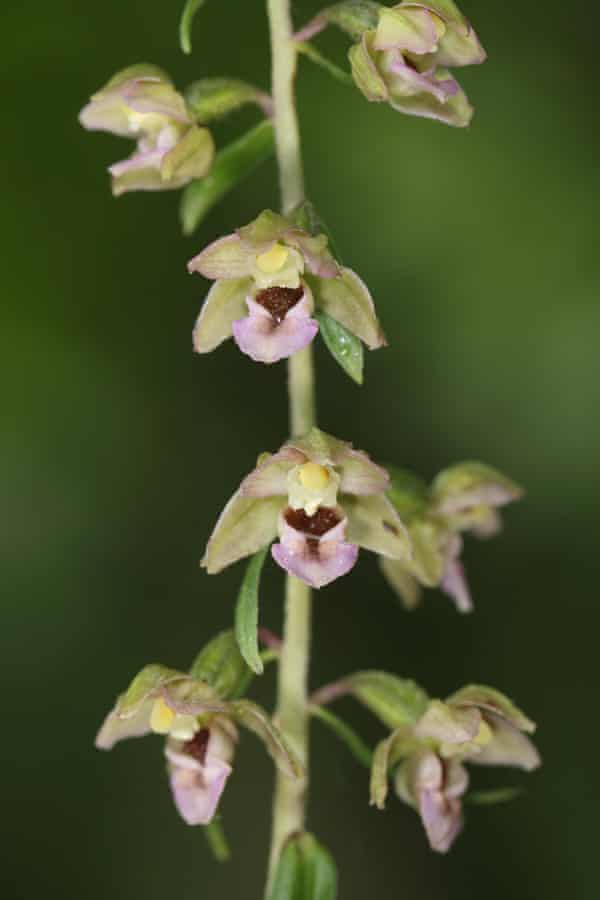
256 243 289 274
150 697 175 734
298 462 331 492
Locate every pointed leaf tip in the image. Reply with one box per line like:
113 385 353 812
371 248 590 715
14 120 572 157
317 311 364 384
235 546 270 675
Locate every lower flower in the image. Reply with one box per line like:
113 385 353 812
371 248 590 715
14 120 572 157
166 717 238 826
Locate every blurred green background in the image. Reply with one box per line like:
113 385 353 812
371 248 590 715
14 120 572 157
3 1 597 897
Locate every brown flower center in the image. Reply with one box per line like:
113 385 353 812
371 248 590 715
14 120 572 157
255 286 304 325
183 728 210 764
285 506 341 537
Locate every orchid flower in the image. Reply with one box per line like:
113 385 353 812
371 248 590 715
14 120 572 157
373 684 540 852
188 209 386 364
202 428 411 588
380 462 523 611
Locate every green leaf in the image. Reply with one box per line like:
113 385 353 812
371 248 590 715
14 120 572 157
310 705 372 768
316 311 364 385
179 0 208 55
466 787 522 806
185 78 271 123
203 819 230 862
181 120 275 235
189 630 253 699
229 700 304 779
296 43 354 86
235 546 269 675
269 833 337 900
347 671 429 729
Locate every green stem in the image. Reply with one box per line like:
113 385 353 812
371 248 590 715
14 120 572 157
265 0 315 893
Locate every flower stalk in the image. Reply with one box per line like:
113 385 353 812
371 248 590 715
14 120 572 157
266 0 314 889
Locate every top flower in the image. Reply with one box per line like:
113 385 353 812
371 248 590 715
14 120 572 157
79 64 214 196
348 1 486 126
188 209 386 364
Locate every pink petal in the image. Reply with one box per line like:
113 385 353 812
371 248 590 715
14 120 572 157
232 296 318 364
271 515 358 588
419 788 463 853
168 753 232 826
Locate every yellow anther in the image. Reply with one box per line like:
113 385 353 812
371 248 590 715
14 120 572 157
474 719 493 747
256 243 289 274
150 697 175 735
298 462 331 492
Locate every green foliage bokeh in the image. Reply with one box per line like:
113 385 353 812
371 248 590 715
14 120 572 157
2 1 597 898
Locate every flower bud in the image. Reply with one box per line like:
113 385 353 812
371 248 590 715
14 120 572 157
345 2 486 126
79 64 214 195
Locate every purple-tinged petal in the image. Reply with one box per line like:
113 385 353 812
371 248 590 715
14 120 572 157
440 550 472 613
240 448 305 498
447 685 536 734
338 448 390 495
188 234 255 280
167 750 232 826
385 50 458 102
286 230 339 278
388 69 473 126
193 278 252 353
431 461 523 516
375 6 445 55
468 712 541 771
419 787 463 853
271 512 358 588
232 295 319 364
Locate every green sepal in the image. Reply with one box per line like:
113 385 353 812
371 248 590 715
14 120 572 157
446 685 536 733
296 42 354 86
348 31 389 102
430 461 523 515
181 121 275 235
316 311 364 385
307 268 386 349
189 630 253 700
269 832 338 900
203 819 231 862
201 491 281 574
118 664 184 718
379 557 422 609
103 63 173 91
180 0 208 54
346 671 429 729
386 466 429 521
229 700 304 779
323 1 382 39
161 125 214 182
235 545 270 675
370 726 423 808
185 78 271 123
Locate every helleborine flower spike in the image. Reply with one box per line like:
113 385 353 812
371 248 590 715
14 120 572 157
95 633 302 826
79 64 215 196
202 427 411 588
380 462 523 612
346 1 486 126
371 684 540 852
188 209 386 364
